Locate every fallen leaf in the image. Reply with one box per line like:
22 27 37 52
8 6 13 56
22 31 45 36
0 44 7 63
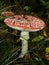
45 47 49 53
45 47 49 60
32 35 44 42
43 30 48 37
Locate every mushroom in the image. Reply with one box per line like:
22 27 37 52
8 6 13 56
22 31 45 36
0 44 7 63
4 15 46 58
1 11 14 17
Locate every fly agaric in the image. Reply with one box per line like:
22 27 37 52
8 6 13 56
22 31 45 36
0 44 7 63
4 15 46 58
1 11 14 17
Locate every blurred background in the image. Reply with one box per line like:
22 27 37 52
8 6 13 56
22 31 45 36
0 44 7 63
0 0 49 65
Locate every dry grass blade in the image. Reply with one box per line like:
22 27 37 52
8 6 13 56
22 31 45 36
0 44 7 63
0 47 20 62
6 57 19 65
1 47 21 65
0 5 17 12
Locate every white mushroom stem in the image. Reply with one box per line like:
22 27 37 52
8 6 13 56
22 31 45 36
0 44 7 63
19 31 29 58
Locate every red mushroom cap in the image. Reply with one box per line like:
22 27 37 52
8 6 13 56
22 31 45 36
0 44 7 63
1 11 14 17
4 15 46 32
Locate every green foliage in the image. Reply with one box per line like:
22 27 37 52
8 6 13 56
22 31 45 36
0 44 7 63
0 1 3 9
32 35 44 42
40 0 49 16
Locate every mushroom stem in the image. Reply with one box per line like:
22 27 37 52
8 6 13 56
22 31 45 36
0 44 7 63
19 31 29 58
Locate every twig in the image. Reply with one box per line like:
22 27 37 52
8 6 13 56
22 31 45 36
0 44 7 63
14 0 24 14
0 5 17 12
